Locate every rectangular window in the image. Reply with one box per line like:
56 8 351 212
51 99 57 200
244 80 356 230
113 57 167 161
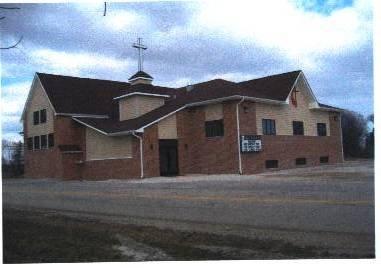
265 160 278 169
295 157 307 165
320 156 329 164
48 133 54 148
317 123 327 136
27 137 33 150
293 121 304 135
205 120 224 137
41 135 47 149
33 111 39 125
262 119 276 135
33 136 40 150
40 109 47 124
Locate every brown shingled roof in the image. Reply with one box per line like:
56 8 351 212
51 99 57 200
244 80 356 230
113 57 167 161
238 70 301 101
37 70 329 135
37 73 128 117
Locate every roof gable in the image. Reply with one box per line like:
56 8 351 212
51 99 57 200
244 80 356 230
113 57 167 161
21 74 56 121
285 71 317 105
238 70 301 101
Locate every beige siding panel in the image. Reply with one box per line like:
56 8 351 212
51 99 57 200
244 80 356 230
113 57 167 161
205 103 223 121
26 80 54 137
119 96 165 121
86 128 132 160
256 82 330 136
158 114 177 139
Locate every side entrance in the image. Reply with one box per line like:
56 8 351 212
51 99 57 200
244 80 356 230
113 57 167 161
159 139 179 176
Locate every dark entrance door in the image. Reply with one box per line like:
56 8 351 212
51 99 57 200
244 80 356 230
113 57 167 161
159 139 179 176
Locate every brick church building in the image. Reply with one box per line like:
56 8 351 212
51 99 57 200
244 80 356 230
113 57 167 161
22 68 343 180
22 41 343 180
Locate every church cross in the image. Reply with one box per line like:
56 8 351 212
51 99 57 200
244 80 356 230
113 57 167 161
291 88 299 107
132 37 147 72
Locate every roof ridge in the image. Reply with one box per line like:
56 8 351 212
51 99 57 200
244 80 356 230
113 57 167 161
36 72 131 85
238 70 302 84
176 78 236 90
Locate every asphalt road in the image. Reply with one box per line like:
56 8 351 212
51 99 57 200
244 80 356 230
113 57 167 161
2 160 375 256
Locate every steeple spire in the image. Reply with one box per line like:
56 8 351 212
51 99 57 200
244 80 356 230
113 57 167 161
132 37 147 72
129 38 153 85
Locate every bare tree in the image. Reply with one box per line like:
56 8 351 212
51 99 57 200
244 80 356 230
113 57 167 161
2 139 24 178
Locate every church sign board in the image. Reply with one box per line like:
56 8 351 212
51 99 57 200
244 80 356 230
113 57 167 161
240 135 262 153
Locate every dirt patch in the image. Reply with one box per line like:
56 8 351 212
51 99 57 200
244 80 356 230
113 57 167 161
3 207 372 263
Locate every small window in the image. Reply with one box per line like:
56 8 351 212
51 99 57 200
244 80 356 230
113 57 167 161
317 123 327 136
27 137 33 150
262 119 276 135
33 136 40 150
265 160 278 169
40 109 47 123
33 111 39 125
293 121 304 135
295 157 307 165
41 135 47 149
320 156 329 164
205 120 224 137
48 133 54 148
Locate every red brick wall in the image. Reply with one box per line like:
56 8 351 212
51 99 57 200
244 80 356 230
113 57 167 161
241 109 344 174
24 148 63 178
176 101 343 176
142 125 160 178
24 103 344 180
241 135 342 174
177 101 240 175
54 116 86 148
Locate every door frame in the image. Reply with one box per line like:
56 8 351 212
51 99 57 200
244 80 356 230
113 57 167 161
158 139 179 176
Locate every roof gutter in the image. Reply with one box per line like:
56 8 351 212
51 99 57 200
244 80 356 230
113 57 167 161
58 113 109 118
74 95 287 136
310 107 342 112
187 95 286 108
132 132 144 179
113 92 170 100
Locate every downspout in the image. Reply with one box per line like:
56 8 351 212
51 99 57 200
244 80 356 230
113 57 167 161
339 113 345 162
236 97 245 175
132 132 144 179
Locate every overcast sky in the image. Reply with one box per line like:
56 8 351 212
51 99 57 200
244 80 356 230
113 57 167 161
0 0 373 141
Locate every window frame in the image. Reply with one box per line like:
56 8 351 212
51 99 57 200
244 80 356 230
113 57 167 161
317 123 327 136
265 160 278 169
320 156 329 164
33 111 40 125
40 109 47 124
205 119 224 138
48 133 54 148
33 136 40 150
262 119 276 135
40 135 47 149
295 157 307 165
293 121 304 135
